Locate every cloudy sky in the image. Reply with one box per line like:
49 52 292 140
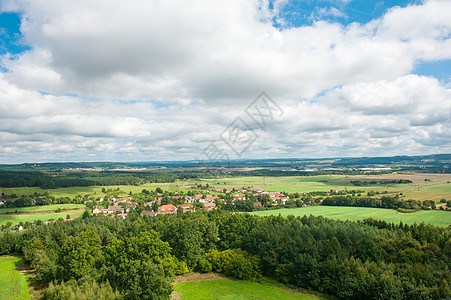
0 0 450 163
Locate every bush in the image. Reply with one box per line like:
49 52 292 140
42 279 121 300
205 249 261 280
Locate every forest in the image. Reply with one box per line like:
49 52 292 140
0 171 204 189
1 210 450 299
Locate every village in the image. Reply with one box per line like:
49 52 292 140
91 190 292 219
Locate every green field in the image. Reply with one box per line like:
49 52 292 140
0 204 85 214
2 173 450 202
182 173 451 201
0 204 86 226
0 256 31 300
251 206 451 227
1 182 182 198
173 279 318 300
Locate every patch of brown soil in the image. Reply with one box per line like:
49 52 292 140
173 272 227 285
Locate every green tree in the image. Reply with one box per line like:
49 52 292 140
59 229 101 280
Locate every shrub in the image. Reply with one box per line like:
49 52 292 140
205 249 261 280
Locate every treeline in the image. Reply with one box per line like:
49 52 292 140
350 179 412 186
0 171 203 189
1 211 450 299
232 169 392 177
322 195 429 210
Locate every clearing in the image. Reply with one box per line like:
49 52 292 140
251 206 451 227
172 273 319 300
0 256 31 300
0 203 86 226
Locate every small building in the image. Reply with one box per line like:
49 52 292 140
177 204 195 213
158 204 177 215
203 202 217 211
117 213 128 219
141 210 158 217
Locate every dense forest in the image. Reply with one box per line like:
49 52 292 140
1 211 450 299
0 171 205 189
321 195 431 210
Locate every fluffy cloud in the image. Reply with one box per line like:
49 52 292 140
0 0 450 162
1 0 449 102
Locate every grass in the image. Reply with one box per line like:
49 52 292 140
0 256 31 300
0 204 85 214
250 206 451 227
0 204 86 226
2 173 450 202
1 182 182 198
174 279 318 300
182 174 451 200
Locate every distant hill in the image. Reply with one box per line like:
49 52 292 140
1 153 450 172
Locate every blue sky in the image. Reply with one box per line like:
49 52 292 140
0 0 450 163
2 1 449 81
0 12 28 55
270 0 420 26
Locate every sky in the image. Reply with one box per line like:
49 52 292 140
0 0 450 164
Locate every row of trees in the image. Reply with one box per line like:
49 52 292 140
321 195 445 210
0 171 206 189
1 210 450 299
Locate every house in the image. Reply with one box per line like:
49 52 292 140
204 195 216 202
177 204 195 213
117 213 128 219
203 202 217 211
141 210 158 217
92 206 105 214
117 197 133 202
126 203 137 212
158 204 177 214
184 196 195 204
107 205 124 213
234 195 246 200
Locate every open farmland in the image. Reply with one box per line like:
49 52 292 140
0 256 31 300
173 278 319 300
0 182 184 198
251 206 451 227
186 173 451 201
2 173 450 202
0 204 86 226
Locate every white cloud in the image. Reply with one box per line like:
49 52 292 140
0 0 450 162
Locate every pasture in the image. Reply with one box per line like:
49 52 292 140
188 173 451 201
251 206 451 227
173 279 318 300
0 204 86 226
0 256 31 300
1 172 450 202
0 182 182 198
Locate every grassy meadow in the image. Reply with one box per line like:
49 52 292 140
0 203 86 226
1 182 182 198
251 206 451 227
173 279 318 300
190 173 451 201
2 173 450 202
0 256 31 300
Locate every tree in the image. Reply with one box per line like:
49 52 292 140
82 210 90 219
103 230 181 296
123 260 173 300
59 229 101 280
